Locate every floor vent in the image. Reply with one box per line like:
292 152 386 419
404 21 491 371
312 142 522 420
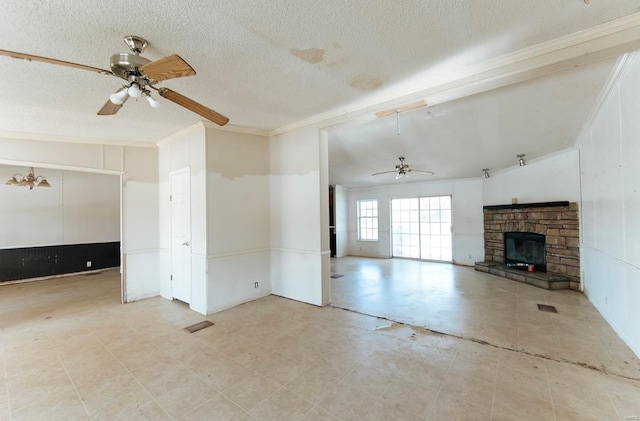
331 274 344 279
537 304 558 313
185 320 214 333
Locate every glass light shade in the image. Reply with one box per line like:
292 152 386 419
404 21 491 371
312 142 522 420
128 83 141 98
145 95 160 109
109 89 129 105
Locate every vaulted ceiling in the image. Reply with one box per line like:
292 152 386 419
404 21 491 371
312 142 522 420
1 1 639 184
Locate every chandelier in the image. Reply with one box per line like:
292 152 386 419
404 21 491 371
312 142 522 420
5 167 51 190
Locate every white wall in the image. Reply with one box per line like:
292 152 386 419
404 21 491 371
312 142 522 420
122 146 160 302
0 165 119 248
347 178 485 265
206 128 271 314
158 125 208 314
0 138 159 302
270 126 330 306
334 185 349 257
483 148 581 205
579 55 640 357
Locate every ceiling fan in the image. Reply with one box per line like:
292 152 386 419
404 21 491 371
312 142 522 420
0 35 229 126
371 157 434 180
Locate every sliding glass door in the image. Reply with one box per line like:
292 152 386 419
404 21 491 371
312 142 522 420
391 195 452 262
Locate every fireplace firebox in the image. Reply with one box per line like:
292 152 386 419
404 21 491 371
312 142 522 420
504 232 546 272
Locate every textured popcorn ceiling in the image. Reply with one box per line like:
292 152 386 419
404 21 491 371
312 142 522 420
0 1 638 179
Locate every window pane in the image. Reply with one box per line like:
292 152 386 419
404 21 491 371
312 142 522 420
358 199 379 241
440 196 451 209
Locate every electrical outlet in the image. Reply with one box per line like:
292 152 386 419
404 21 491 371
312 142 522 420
254 282 259 289
86 261 92 268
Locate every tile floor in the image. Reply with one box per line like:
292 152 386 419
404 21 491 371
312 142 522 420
0 259 636 420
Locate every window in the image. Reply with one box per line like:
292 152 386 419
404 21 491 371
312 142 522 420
358 199 378 241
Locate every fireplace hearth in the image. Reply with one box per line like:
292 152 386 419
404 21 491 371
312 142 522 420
475 201 580 290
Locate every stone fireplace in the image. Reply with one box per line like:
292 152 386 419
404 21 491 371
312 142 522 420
475 201 580 290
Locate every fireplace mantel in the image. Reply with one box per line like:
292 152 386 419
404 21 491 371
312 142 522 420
476 201 580 290
483 201 569 211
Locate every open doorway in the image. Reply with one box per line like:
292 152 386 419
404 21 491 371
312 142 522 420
0 163 124 300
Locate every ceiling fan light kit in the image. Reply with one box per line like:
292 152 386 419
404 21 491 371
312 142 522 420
0 35 229 126
372 157 434 180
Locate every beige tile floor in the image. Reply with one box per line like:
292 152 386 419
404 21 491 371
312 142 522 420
0 261 636 420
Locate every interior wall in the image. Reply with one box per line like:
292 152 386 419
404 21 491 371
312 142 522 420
205 127 271 314
122 146 160 302
270 125 330 306
0 165 118 248
158 125 208 314
334 185 348 257
0 138 159 302
482 148 581 205
579 54 640 357
347 178 484 265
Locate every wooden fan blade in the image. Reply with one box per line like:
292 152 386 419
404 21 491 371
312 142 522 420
97 95 128 116
0 49 113 75
371 170 398 176
140 54 196 81
158 88 229 126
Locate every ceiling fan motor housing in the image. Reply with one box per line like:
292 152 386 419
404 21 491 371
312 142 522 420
110 53 151 80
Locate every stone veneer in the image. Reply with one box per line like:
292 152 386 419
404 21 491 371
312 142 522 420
482 201 580 290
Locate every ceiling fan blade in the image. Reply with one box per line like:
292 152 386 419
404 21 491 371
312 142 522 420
140 54 196 81
0 49 113 75
97 97 129 116
157 88 229 126
371 170 398 176
412 169 435 175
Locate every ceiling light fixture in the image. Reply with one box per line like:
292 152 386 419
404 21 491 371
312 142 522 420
5 167 51 190
517 154 526 166
143 91 160 109
109 88 129 105
395 169 408 180
482 168 490 178
127 82 142 98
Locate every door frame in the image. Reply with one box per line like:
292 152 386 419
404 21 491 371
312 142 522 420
390 194 454 262
169 167 191 303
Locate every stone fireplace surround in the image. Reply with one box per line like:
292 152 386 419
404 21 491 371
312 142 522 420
476 201 580 290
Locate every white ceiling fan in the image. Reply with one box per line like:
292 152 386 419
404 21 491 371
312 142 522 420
0 35 229 126
371 157 434 180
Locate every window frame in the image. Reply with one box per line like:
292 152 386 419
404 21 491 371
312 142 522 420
357 199 379 242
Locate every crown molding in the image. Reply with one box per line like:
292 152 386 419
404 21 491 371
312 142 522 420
155 121 205 146
575 52 636 147
270 12 640 137
156 121 270 146
201 121 270 137
0 130 156 148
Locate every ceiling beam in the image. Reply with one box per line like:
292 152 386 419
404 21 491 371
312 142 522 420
271 12 640 136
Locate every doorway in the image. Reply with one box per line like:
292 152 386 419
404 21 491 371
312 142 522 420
391 195 453 261
170 169 191 303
